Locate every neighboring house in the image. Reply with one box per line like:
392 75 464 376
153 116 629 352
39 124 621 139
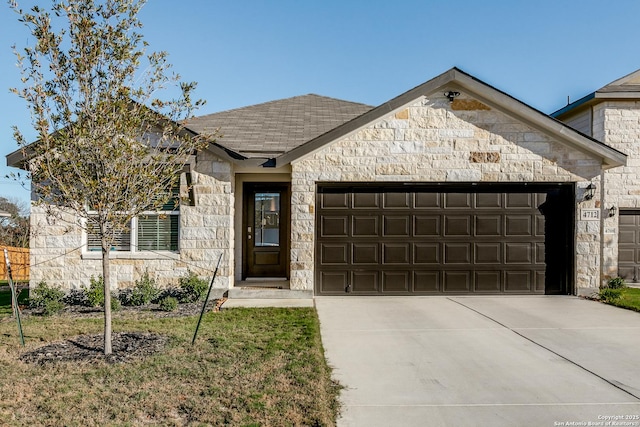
6 67 638 297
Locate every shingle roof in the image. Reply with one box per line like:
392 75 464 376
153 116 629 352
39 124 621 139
186 94 373 158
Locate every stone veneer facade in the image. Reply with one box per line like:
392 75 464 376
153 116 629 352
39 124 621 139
29 149 235 291
29 91 617 296
594 101 640 281
290 92 604 294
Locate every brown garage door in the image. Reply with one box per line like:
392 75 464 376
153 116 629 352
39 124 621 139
618 210 640 282
316 185 572 295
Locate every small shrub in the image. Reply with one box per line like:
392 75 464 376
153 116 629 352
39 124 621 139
43 299 65 316
84 275 105 307
599 287 623 302
83 275 120 310
178 270 209 303
607 277 627 289
63 289 88 306
128 270 160 306
159 296 178 312
29 281 66 315
110 296 122 311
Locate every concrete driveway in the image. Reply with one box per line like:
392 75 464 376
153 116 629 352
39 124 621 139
315 296 640 427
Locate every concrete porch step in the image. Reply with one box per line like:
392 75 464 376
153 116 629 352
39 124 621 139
226 287 313 299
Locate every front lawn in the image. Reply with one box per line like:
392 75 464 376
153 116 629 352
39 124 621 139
0 306 340 426
0 288 28 317
604 287 640 312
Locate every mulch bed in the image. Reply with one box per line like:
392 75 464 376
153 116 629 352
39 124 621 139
11 298 226 364
20 332 168 365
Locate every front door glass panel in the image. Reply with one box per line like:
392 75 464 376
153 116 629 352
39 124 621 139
255 192 280 247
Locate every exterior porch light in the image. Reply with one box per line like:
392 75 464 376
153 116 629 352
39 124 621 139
608 206 618 218
444 91 460 102
583 183 596 201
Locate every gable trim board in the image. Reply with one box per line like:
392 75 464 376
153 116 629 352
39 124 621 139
8 67 634 296
277 68 626 169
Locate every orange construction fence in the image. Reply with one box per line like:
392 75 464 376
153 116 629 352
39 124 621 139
1 246 29 282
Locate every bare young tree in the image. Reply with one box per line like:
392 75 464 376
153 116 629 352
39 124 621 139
9 0 211 355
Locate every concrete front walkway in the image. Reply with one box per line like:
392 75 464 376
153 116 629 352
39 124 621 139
315 296 640 427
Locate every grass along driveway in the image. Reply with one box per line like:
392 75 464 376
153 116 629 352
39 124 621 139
0 306 340 426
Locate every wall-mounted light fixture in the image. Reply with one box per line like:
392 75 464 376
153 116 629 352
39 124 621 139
583 183 596 201
444 91 460 103
608 206 617 218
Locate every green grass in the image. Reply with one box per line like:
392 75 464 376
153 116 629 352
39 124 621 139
604 287 640 312
0 307 340 426
0 289 29 317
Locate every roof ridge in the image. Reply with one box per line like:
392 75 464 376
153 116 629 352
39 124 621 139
191 93 371 121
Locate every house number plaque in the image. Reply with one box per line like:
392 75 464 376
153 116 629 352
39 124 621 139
580 209 600 221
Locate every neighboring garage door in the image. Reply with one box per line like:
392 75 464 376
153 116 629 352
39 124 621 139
316 184 573 295
618 210 640 282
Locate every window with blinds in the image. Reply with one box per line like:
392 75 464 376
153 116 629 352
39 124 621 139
87 221 132 251
137 214 179 251
85 184 180 253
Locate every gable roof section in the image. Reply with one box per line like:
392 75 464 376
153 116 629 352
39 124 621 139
277 67 626 169
552 69 640 118
186 94 373 159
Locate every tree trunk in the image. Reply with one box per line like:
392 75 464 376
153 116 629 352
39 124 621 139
101 235 112 356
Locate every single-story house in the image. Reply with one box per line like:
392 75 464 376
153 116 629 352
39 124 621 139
8 67 640 298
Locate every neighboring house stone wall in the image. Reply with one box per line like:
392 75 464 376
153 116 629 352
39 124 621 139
29 149 234 291
290 93 603 293
594 101 640 281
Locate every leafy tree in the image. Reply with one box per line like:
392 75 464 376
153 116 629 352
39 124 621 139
0 197 30 248
9 0 211 355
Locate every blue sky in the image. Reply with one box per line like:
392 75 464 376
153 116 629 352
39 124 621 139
2 0 640 206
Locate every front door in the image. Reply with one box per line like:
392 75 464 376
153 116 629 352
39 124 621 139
243 183 290 279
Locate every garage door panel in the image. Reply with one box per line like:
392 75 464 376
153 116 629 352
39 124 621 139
383 243 410 264
506 193 534 208
445 216 471 236
414 216 440 236
475 243 501 264
475 215 501 236
444 271 471 292
353 216 378 237
414 271 440 292
317 186 564 295
384 215 410 236
414 192 440 209
505 243 532 263
353 243 378 264
444 243 471 264
321 193 349 209
320 243 349 265
352 271 378 293
382 271 410 292
320 271 348 293
475 193 502 209
505 215 533 236
353 192 379 208
414 243 439 264
536 242 545 263
384 192 410 208
618 230 636 244
475 271 502 292
444 193 471 208
535 271 546 292
321 216 348 237
504 271 533 292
